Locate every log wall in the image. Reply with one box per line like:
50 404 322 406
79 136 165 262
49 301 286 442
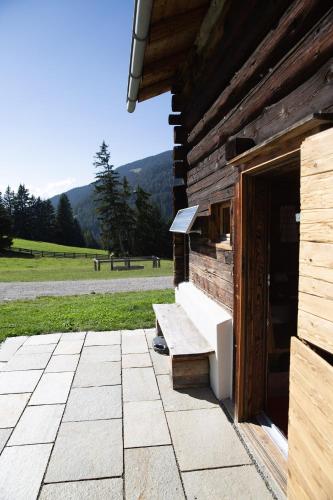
174 0 333 309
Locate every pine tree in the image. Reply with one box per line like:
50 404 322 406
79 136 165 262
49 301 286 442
3 186 15 218
94 141 121 252
13 184 32 238
0 197 13 250
55 194 76 245
116 177 136 255
73 218 85 247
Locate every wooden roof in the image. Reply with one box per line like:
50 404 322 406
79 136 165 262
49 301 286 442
138 0 211 102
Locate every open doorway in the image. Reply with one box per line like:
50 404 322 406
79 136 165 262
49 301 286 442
238 153 300 441
265 168 300 436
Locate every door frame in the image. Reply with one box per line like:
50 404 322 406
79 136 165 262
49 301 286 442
234 150 300 422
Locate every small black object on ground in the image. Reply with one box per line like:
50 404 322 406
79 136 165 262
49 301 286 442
152 336 169 355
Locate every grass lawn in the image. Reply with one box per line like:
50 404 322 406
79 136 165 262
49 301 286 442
0 256 173 282
0 289 174 341
12 238 106 255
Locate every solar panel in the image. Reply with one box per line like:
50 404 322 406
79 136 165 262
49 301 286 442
169 205 199 234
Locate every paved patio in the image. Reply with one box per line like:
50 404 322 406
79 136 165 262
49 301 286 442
0 330 273 499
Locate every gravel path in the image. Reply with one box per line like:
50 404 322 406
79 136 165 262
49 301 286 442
0 276 173 302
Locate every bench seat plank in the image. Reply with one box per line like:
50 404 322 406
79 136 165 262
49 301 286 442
153 303 214 358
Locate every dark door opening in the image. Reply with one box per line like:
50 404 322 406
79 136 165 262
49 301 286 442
264 168 300 437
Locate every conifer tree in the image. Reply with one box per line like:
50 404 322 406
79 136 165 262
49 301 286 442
117 177 136 254
94 141 121 252
0 197 13 250
55 194 76 245
13 184 32 238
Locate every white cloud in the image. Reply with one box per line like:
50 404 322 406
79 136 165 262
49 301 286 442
28 177 77 199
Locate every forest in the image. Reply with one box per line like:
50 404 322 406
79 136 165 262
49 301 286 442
0 143 172 257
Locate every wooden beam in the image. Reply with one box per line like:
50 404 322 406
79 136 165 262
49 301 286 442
138 79 172 102
174 126 187 145
149 6 207 44
173 146 186 161
182 0 291 130
188 0 332 145
168 114 182 125
172 95 184 112
225 137 255 161
187 9 333 166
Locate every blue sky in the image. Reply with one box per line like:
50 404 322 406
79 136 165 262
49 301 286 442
0 0 172 198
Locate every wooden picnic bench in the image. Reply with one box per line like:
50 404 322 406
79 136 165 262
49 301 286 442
153 303 214 389
93 256 160 271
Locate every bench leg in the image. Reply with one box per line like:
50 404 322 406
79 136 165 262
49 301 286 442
171 357 210 389
155 319 163 337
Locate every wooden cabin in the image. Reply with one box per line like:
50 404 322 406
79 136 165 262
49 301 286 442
127 1 333 497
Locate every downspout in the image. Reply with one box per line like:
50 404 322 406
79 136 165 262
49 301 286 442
126 0 153 113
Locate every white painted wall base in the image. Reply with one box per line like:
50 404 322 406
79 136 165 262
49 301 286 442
175 281 233 400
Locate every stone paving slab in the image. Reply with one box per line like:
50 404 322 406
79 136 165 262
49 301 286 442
85 331 121 346
61 331 86 341
182 465 272 499
123 367 160 402
45 419 123 482
0 443 52 500
122 330 148 354
125 446 184 500
124 400 171 448
63 385 122 422
53 340 84 355
8 404 64 446
0 370 42 394
81 345 121 362
145 328 156 347
40 478 123 500
73 360 121 387
0 336 28 362
0 393 30 427
157 374 218 412
122 352 152 368
24 333 62 345
0 429 11 454
29 372 74 405
0 352 52 371
150 349 170 375
167 408 252 471
0 329 273 499
17 344 56 355
45 354 80 373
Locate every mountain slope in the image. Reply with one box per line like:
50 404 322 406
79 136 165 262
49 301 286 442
50 150 173 238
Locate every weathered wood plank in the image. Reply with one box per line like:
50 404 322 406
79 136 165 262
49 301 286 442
153 303 214 357
187 10 333 166
298 310 333 354
187 0 332 145
298 276 333 301
190 269 233 310
299 241 333 269
298 291 333 323
300 221 333 243
301 171 333 210
189 251 233 284
299 262 333 284
288 338 333 498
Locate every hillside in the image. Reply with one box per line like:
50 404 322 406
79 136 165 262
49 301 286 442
50 150 173 239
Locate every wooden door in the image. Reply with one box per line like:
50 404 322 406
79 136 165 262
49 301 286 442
288 127 333 498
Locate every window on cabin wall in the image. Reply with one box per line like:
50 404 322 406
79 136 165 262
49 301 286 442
209 201 231 246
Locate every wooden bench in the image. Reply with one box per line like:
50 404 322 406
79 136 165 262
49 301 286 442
93 256 160 271
153 303 214 389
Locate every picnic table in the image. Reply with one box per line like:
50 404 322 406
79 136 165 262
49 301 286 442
93 256 161 271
